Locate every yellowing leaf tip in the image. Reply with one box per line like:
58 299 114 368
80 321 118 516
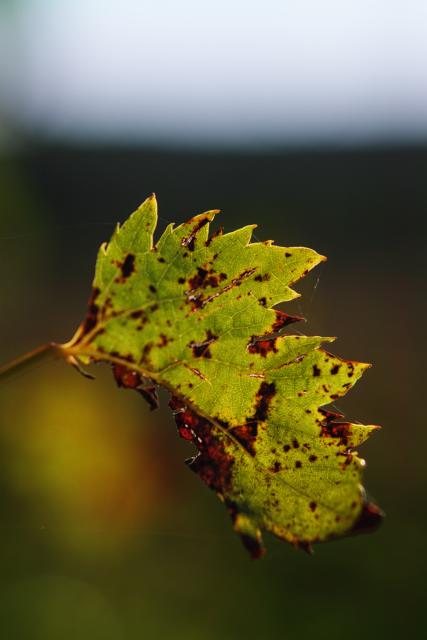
139 193 157 208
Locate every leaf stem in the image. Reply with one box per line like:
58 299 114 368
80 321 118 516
0 342 66 382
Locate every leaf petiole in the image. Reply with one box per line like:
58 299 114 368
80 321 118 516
0 342 68 382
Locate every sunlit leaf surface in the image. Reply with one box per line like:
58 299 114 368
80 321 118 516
67 195 381 557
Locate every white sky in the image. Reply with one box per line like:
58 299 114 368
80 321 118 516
1 0 426 145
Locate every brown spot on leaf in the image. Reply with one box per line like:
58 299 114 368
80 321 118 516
309 501 317 512
331 364 341 375
120 253 135 278
188 267 208 290
254 273 271 282
186 268 256 311
248 337 278 357
313 365 321 376
319 408 344 422
188 330 218 358
271 310 304 331
79 287 100 337
206 226 224 246
231 423 258 456
157 333 170 347
320 416 352 448
130 309 144 320
251 381 276 422
140 342 153 364
169 397 234 494
181 216 210 251
113 364 140 389
113 364 159 410
188 267 223 291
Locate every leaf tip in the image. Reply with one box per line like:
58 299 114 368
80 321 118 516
233 512 265 559
140 192 158 209
351 500 384 535
321 337 337 345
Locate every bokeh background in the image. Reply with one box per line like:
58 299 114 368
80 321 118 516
0 1 426 638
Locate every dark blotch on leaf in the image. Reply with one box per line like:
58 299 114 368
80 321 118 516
169 397 234 493
113 364 141 389
79 287 100 337
181 217 210 251
271 310 304 331
320 420 352 447
188 267 208 290
157 333 170 347
254 273 271 282
248 337 278 357
188 330 217 359
120 253 135 279
231 423 258 456
188 267 223 291
252 381 276 422
113 364 159 411
206 226 224 246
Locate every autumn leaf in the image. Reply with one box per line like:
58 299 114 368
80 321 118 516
1 194 382 557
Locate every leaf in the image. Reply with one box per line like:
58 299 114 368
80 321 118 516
65 194 382 557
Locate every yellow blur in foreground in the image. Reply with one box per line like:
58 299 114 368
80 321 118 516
0 361 169 557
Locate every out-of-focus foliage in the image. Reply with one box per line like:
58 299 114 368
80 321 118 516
0 364 169 556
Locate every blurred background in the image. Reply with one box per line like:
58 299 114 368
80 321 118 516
0 1 426 638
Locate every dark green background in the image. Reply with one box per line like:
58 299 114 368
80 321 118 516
0 142 425 639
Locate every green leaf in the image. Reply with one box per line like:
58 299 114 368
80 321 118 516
67 194 382 557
